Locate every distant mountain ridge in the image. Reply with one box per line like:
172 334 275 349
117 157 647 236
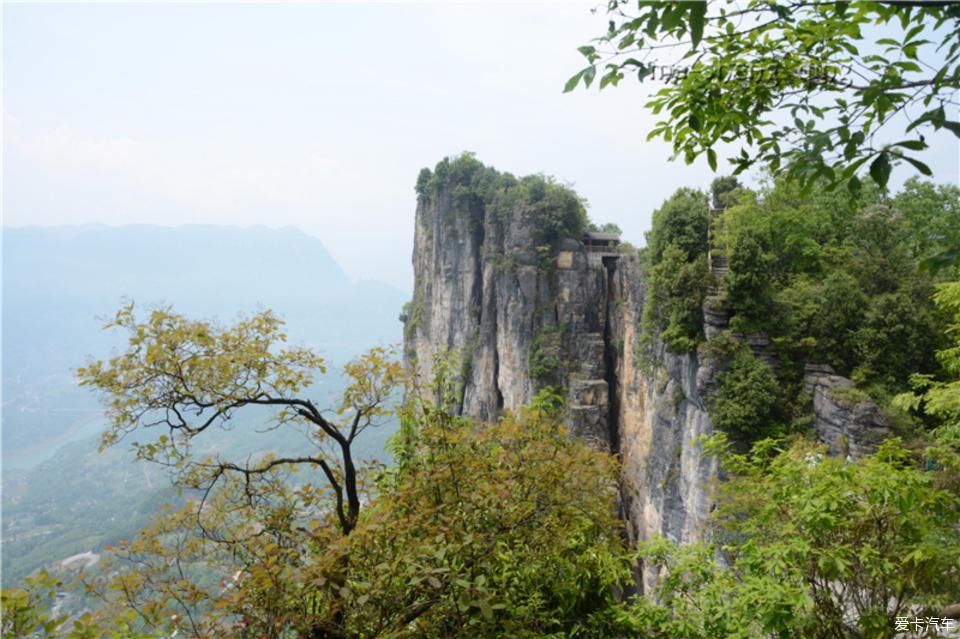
2 223 406 460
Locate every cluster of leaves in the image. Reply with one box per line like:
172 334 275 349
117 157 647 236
640 187 710 354
626 434 960 639
568 1 960 202
330 387 633 638
896 281 960 450
1 570 151 639
415 153 590 248
44 391 634 638
76 305 403 539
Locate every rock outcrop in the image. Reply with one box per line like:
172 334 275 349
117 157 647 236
804 364 891 459
404 181 613 445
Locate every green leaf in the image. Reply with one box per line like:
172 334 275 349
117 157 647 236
661 6 682 31
900 154 933 177
563 69 586 93
941 120 960 137
892 139 927 151
847 175 861 196
583 64 597 88
707 148 718 171
474 599 494 621
689 114 702 132
689 2 706 49
869 152 891 187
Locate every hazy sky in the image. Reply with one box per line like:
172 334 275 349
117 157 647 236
5 2 959 291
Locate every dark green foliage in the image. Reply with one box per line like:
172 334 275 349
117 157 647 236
416 153 589 247
641 188 710 354
720 177 954 402
522 175 588 246
852 282 942 394
710 348 781 444
709 176 740 209
894 177 960 274
644 246 709 354
725 227 776 328
415 167 432 197
645 188 708 264
778 271 867 373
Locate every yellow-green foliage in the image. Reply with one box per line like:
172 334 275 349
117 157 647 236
49 321 636 638
895 281 960 435
50 391 633 638
338 389 632 638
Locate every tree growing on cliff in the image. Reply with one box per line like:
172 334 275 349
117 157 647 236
641 188 710 354
415 153 589 249
709 347 781 444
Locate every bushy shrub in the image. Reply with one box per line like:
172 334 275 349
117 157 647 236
709 347 781 444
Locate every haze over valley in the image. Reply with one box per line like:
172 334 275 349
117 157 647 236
2 224 406 584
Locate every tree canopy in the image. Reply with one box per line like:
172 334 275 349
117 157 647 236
567 2 960 227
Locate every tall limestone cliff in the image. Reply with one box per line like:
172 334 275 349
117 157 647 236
403 158 718 573
403 156 889 588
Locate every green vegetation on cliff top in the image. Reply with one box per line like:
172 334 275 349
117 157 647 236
415 153 590 247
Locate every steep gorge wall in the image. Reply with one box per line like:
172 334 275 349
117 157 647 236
403 179 718 572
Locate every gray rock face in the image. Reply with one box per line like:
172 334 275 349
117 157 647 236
404 185 608 431
608 258 719 592
804 364 891 458
404 186 718 589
